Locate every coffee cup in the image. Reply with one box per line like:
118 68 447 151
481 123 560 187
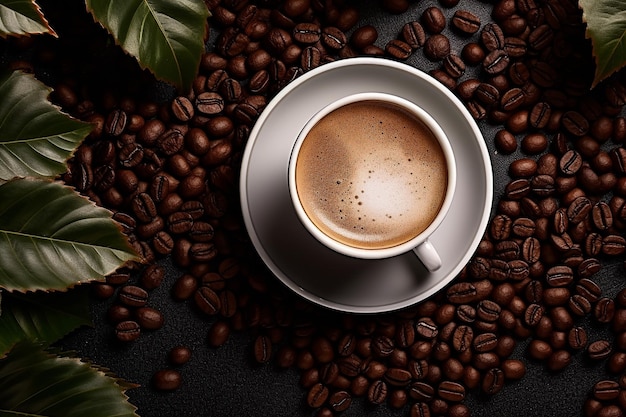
288 92 456 271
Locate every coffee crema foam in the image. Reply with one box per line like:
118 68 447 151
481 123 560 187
295 101 448 250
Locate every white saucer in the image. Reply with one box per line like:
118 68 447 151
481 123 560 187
239 57 493 313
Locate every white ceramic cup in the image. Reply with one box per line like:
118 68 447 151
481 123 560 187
288 92 456 271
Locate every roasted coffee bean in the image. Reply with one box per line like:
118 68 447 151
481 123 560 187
481 23 505 51
562 111 589 137
442 54 465 79
421 6 446 33
171 96 194 122
368 380 388 405
135 307 164 330
194 286 220 315
568 326 588 350
451 10 480 35
524 303 544 327
495 129 517 154
409 381 434 402
462 42 485 66
396 320 415 348
372 335 395 357
438 381 465 402
482 368 504 395
424 34 450 61
118 142 144 168
107 304 132 324
578 258 602 278
529 102 551 129
196 92 224 114
473 333 498 352
115 320 141 342
447 282 478 304
385 368 412 387
119 285 148 307
152 369 181 391
603 235 626 255
546 265 574 287
500 88 525 111
569 294 592 317
386 39 412 60
217 27 249 57
503 36 526 57
293 23 321 44
456 304 476 323
169 345 192 365
483 49 510 75
475 82 500 106
157 129 184 156
105 109 127 137
254 334 272 364
416 318 439 339
595 297 616 323
322 27 346 50
528 24 553 50
593 380 620 401
410 402 431 417
338 354 360 377
452 325 473 352
329 391 351 412
512 217 536 237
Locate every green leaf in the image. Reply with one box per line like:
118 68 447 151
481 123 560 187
0 286 92 357
0 0 56 37
85 0 209 93
0 342 139 417
0 70 92 183
580 0 626 88
0 178 138 293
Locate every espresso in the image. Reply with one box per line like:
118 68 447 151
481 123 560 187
295 100 448 250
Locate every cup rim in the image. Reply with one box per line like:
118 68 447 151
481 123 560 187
288 91 457 259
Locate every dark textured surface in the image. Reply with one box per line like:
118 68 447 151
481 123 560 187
58 1 625 416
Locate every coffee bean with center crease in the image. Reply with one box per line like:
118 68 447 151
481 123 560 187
409 381 435 402
217 27 249 57
386 39 412 60
438 380 465 402
115 320 141 342
421 6 446 34
196 92 225 115
593 380 621 401
194 286 221 315
528 24 554 51
482 368 505 395
368 380 388 405
372 335 394 357
452 325 473 352
171 96 194 122
452 10 481 34
118 142 144 168
602 235 626 256
105 109 127 137
416 318 439 339
481 23 505 51
135 306 164 330
483 49 510 75
157 129 184 156
329 391 352 412
119 285 148 307
447 282 478 304
292 22 321 44
384 368 412 387
322 27 347 50
562 111 589 136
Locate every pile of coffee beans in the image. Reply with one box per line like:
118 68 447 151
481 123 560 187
8 0 626 415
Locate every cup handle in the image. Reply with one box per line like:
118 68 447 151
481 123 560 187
412 239 442 272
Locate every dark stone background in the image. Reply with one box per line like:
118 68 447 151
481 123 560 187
58 1 626 416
